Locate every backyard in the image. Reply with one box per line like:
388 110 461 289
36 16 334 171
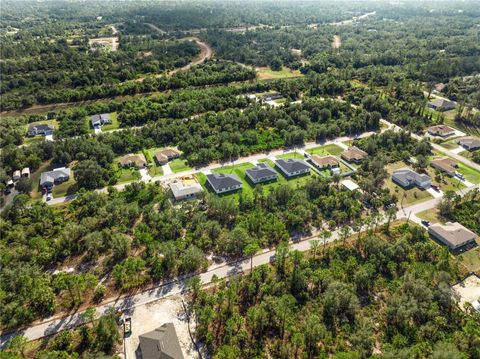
256 66 303 80
306 144 344 157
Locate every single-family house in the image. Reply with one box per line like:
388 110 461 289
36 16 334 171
245 163 278 184
169 177 203 201
275 159 310 178
427 125 456 138
457 137 480 151
12 170 21 181
119 154 147 168
27 123 54 137
154 148 180 165
392 167 431 189
262 92 283 101
428 222 477 250
206 173 242 194
427 99 456 111
341 146 368 163
139 323 185 359
90 113 111 128
40 167 71 188
431 157 458 176
21 167 30 178
310 155 341 174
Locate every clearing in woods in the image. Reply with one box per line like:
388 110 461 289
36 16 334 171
332 35 341 49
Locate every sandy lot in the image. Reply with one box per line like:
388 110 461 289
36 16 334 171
123 294 199 359
452 274 480 310
332 35 341 49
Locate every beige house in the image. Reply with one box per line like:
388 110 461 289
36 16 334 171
428 222 477 250
119 154 147 168
431 157 458 176
341 146 367 163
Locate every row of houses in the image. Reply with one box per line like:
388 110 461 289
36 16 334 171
119 149 180 168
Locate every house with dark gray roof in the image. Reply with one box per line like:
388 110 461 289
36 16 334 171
245 163 277 184
139 323 185 359
392 167 431 189
275 159 310 178
206 173 242 194
40 167 71 188
428 222 477 250
262 92 283 101
427 99 456 111
90 113 111 128
457 137 480 151
27 123 54 137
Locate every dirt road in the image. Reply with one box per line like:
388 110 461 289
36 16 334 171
167 37 213 75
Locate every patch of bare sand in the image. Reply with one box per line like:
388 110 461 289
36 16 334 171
123 294 199 359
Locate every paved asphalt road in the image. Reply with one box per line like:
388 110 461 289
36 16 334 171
1 183 478 347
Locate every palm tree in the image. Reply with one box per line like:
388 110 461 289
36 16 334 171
309 239 320 260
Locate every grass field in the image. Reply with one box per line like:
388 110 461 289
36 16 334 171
257 67 303 80
416 209 444 224
458 246 480 273
148 165 164 177
277 152 305 160
456 162 480 184
52 175 76 198
307 144 344 157
169 158 193 173
101 112 120 131
117 167 141 183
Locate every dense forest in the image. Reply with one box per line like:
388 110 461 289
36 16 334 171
191 223 480 358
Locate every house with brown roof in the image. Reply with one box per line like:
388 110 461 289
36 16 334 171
341 146 367 163
428 222 477 250
431 157 458 176
119 154 147 168
154 148 180 165
310 155 341 174
427 125 455 138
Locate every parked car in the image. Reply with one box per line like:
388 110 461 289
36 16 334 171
431 184 440 191
421 220 430 227
455 172 465 180
124 317 132 337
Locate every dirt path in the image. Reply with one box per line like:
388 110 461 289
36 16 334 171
167 37 213 75
332 35 341 49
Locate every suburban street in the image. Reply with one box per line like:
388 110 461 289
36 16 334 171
1 180 478 347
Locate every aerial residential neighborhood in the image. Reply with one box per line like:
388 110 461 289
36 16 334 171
1 1 480 358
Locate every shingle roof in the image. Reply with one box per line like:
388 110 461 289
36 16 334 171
428 222 477 248
90 113 110 123
392 167 431 185
428 125 455 136
428 99 456 109
341 146 367 161
310 155 338 168
431 157 457 174
119 154 146 167
458 137 480 149
139 323 185 359
40 167 71 186
275 159 310 174
206 173 242 191
245 163 277 180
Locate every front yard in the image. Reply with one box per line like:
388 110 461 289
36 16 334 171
169 158 193 173
307 144 344 157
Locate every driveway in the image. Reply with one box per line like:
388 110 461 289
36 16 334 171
162 163 173 176
139 168 152 183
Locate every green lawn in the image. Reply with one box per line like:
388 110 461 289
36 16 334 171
148 165 164 177
102 112 120 131
425 165 466 192
52 175 76 198
458 246 480 273
416 209 444 224
456 162 480 184
277 152 305 160
439 141 460 150
117 167 141 183
307 144 344 157
169 158 193 173
197 160 314 201
257 67 303 80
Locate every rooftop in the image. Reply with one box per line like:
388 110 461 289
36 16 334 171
428 222 477 248
206 173 242 190
245 163 277 180
139 322 185 359
392 167 431 185
275 159 310 174
341 179 359 191
119 154 147 167
431 157 458 174
310 155 338 168
341 146 367 161
169 177 202 199
428 125 455 136
458 137 480 148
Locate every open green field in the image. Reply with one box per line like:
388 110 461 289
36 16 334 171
101 112 120 131
169 158 193 173
458 246 480 273
425 164 466 192
416 208 444 224
307 144 344 157
277 152 305 160
257 67 303 80
457 162 480 184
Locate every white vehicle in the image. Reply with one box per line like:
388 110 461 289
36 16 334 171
455 172 465 180
46 193 52 201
